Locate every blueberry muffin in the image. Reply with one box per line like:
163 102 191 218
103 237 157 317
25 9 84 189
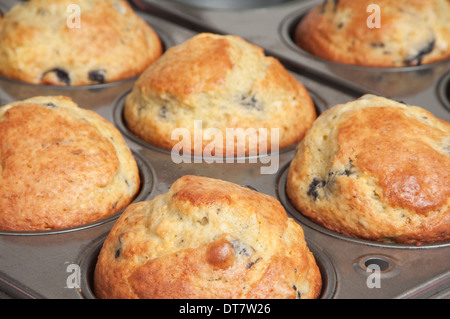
0 96 140 231
94 175 322 299
124 33 316 156
286 95 450 245
0 0 162 85
295 0 450 67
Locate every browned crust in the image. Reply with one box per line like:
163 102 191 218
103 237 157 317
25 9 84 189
94 175 322 299
0 96 140 231
337 107 449 214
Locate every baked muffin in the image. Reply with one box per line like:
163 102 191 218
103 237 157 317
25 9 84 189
286 95 450 245
295 0 450 67
0 96 140 231
124 33 316 156
94 175 322 299
0 0 162 85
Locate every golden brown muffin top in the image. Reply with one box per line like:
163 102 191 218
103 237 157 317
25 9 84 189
95 175 322 299
138 34 235 97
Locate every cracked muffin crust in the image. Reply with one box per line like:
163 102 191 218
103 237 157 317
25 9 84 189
124 33 316 156
94 175 322 299
295 0 450 67
0 96 140 231
286 95 450 245
0 0 162 85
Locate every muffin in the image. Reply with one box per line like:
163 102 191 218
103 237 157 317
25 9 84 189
94 175 322 299
0 96 140 231
0 0 162 85
286 95 450 245
295 0 450 67
124 33 316 156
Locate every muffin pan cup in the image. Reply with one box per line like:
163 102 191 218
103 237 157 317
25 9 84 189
0 0 449 299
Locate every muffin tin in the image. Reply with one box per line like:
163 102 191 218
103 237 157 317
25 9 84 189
0 0 449 299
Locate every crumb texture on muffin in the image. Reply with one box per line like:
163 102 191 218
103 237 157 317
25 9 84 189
0 96 140 231
0 0 162 85
124 33 316 155
94 175 322 299
286 95 450 245
295 0 450 67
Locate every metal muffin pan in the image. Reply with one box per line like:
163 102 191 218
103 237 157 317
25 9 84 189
0 0 449 299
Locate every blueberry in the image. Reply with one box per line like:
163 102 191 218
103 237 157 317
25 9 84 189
88 69 106 83
159 105 167 119
42 68 71 85
405 38 435 66
247 258 261 269
240 94 263 111
245 185 258 192
231 240 254 257
307 178 326 201
115 240 122 259
321 0 340 13
340 160 354 177
138 103 147 115
292 285 302 299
